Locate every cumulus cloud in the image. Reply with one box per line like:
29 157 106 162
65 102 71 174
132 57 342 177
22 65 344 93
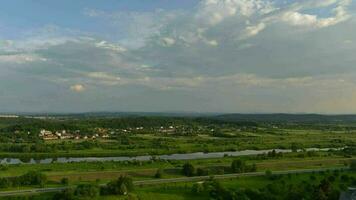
278 0 351 28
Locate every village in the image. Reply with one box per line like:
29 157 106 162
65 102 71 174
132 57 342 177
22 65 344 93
37 125 182 140
38 129 111 140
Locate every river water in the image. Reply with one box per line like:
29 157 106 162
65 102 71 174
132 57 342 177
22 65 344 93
0 148 340 165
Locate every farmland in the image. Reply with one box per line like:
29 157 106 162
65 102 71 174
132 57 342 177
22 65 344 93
0 114 355 199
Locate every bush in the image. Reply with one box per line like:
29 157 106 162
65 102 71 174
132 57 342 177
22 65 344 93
350 160 356 170
341 174 349 182
265 170 273 179
60 177 69 185
101 175 134 195
231 159 245 173
74 184 100 198
154 169 163 178
192 183 205 194
21 171 47 186
53 188 75 200
197 168 209 176
182 163 195 177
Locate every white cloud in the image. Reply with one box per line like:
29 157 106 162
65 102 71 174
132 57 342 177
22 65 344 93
70 84 85 92
0 54 47 64
87 72 120 81
95 41 127 52
84 8 182 49
161 37 176 47
281 12 318 26
240 22 266 39
196 0 275 26
206 39 218 46
279 0 351 28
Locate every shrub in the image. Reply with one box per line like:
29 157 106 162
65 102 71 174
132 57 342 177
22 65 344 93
74 184 100 198
101 175 134 195
231 159 245 173
154 169 163 178
182 163 195 177
60 177 69 185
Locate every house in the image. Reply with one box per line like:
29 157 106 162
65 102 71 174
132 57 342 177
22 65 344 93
39 129 58 140
59 134 73 140
43 134 58 140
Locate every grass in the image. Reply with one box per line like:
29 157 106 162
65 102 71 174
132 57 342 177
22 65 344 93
0 151 353 188
0 127 354 159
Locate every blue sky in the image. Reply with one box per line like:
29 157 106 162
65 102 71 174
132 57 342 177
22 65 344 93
0 0 356 113
0 0 195 38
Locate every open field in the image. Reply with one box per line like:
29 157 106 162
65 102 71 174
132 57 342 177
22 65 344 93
0 151 353 186
1 168 355 199
0 116 356 159
1 115 356 199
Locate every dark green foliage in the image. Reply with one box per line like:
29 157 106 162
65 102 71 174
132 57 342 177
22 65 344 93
196 173 348 200
154 169 163 178
0 171 47 188
197 168 209 176
265 170 273 179
53 188 75 200
74 184 99 198
350 160 356 170
100 175 134 195
182 163 195 177
60 177 69 185
231 159 245 173
191 183 205 194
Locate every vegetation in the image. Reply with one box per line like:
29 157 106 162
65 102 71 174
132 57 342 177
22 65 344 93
0 171 46 188
0 115 356 199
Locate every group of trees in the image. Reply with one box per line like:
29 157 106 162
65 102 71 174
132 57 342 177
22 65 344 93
182 159 257 177
0 171 47 188
54 176 134 200
231 159 256 173
192 171 354 200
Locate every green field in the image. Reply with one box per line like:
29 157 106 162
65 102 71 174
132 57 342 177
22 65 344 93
1 116 356 199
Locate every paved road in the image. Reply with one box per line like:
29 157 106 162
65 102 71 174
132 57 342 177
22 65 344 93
0 167 349 197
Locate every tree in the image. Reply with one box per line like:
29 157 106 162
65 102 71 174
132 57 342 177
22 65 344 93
101 175 134 195
182 163 195 177
231 159 245 173
53 188 75 200
192 183 205 194
0 178 11 188
265 170 273 179
74 184 99 198
197 168 209 176
60 177 69 185
20 171 47 187
291 143 300 153
154 169 163 178
350 160 356 170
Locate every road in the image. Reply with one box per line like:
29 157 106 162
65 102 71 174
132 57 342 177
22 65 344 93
0 167 349 197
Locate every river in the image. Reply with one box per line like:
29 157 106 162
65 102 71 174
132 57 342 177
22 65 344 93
0 147 341 165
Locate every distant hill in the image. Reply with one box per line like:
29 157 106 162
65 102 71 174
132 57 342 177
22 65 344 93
214 114 356 123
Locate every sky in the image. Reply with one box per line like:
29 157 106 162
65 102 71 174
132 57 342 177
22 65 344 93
0 0 356 114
